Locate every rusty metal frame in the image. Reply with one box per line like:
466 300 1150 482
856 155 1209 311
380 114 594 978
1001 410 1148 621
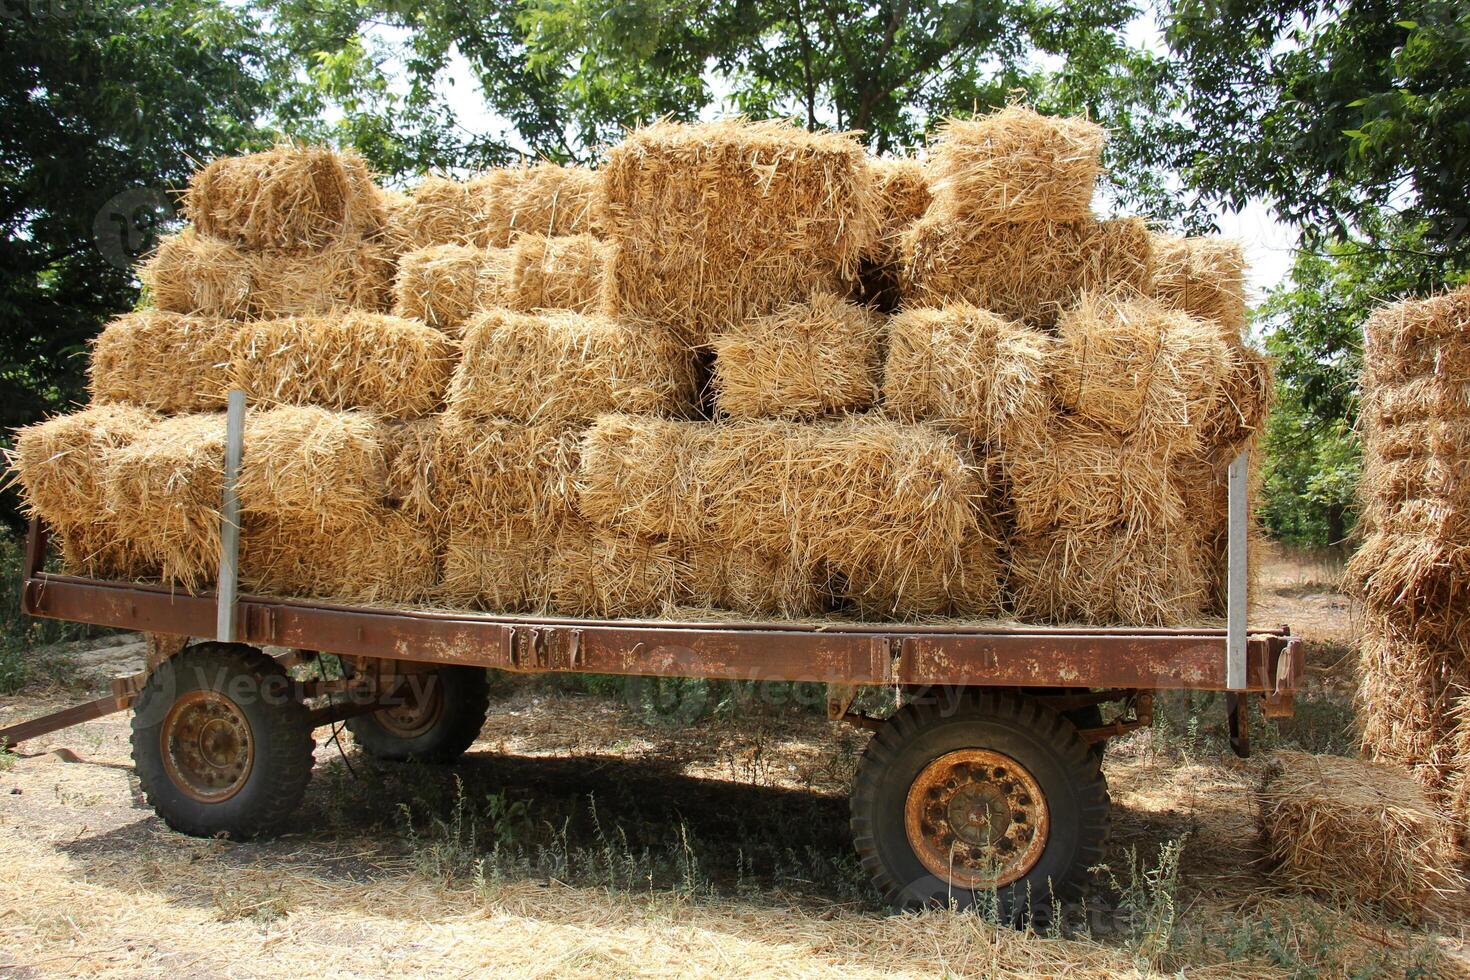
16 519 1302 698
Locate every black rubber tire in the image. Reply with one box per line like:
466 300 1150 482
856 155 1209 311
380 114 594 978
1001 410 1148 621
1066 705 1107 762
131 643 314 840
345 665 489 763
851 689 1110 921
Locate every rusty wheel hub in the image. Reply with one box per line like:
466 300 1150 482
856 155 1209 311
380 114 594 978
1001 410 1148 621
161 691 254 802
903 748 1049 889
374 678 443 739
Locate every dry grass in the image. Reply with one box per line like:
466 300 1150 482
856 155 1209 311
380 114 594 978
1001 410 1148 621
430 412 581 537
243 508 439 605
1149 235 1248 333
1001 414 1183 536
473 162 604 246
927 107 1104 225
840 526 1003 620
602 118 874 344
1256 750 1465 922
1052 291 1230 451
882 303 1051 444
1198 342 1274 451
53 519 158 580
143 228 394 319
88 311 233 413
1354 624 1470 792
901 215 1153 328
392 243 513 335
383 175 488 252
1008 524 1207 626
1362 284 1470 387
226 312 456 417
6 404 158 528
710 291 882 419
440 525 555 611
865 156 930 263
184 144 385 251
684 544 826 618
508 233 611 313
1449 695 1470 852
447 308 696 423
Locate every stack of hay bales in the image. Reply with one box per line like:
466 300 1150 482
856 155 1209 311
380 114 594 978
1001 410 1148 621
1256 751 1465 922
1348 285 1470 809
9 110 1270 628
143 145 396 318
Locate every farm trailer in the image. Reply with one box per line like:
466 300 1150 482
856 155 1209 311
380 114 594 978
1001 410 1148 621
3 516 1300 917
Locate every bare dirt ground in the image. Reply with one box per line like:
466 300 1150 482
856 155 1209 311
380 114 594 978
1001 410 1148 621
1 549 1467 978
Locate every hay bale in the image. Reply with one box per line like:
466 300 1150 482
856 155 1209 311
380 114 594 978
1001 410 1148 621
602 119 875 344
683 545 826 618
1256 751 1465 921
508 233 610 313
143 228 394 319
866 157 931 262
1008 524 1206 626
243 509 439 606
89 311 233 414
545 522 684 618
901 215 1153 328
54 521 157 580
840 527 1004 620
226 313 455 417
882 303 1051 443
1149 235 1248 333
383 176 487 252
102 407 390 588
927 107 1104 225
576 415 712 541
382 416 440 518
430 412 581 535
1170 442 1266 616
447 308 696 423
1355 624 1470 789
440 525 554 612
1362 285 1470 387
1197 341 1273 451
184 144 385 251
7 404 157 527
710 291 882 419
473 163 604 246
1449 696 1470 852
1001 415 1183 535
1051 291 1230 450
392 243 513 334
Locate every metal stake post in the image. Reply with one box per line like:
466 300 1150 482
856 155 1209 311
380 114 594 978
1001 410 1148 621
217 390 246 643
1226 449 1249 691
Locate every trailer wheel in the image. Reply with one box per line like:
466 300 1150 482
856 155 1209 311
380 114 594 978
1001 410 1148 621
851 690 1109 920
131 643 314 840
346 666 489 763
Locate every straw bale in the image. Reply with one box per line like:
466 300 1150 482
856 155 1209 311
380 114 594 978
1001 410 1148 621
383 176 487 252
1362 284 1470 387
184 144 385 251
1348 528 1470 641
840 527 1004 620
866 157 931 262
508 233 611 313
447 308 695 423
1256 750 1465 921
430 412 580 535
7 404 157 527
88 311 233 414
1364 376 1470 428
1148 235 1248 333
1008 524 1207 626
1051 291 1230 450
928 108 1104 225
143 228 394 319
545 522 685 618
440 525 554 612
226 313 455 417
243 508 439 606
54 520 157 580
576 415 712 541
710 292 882 419
882 303 1051 443
1197 341 1273 451
1001 415 1183 536
601 119 875 344
901 215 1153 328
473 163 604 246
1356 624 1470 789
102 407 390 589
1449 696 1470 851
392 244 513 334
683 545 826 618
1171 443 1265 615
382 416 440 517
